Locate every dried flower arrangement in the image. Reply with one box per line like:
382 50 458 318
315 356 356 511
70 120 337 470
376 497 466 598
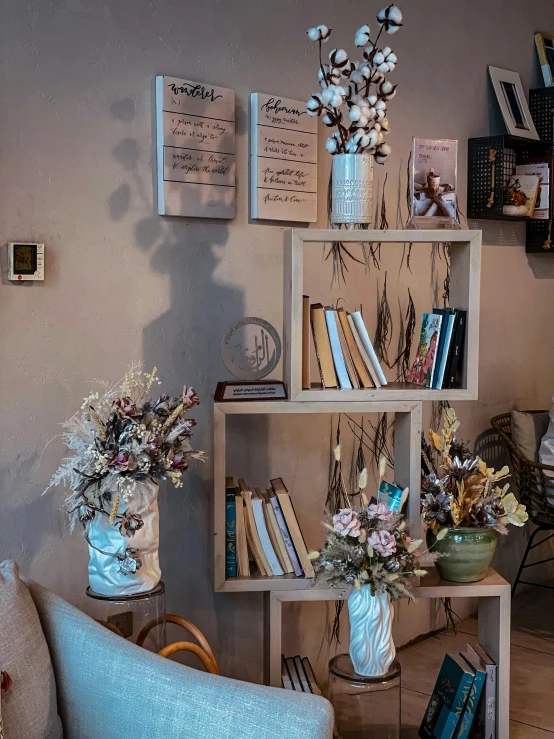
312 457 430 600
46 366 204 557
421 408 528 534
306 5 403 163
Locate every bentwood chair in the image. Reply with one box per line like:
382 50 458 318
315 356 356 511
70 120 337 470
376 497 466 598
491 412 554 596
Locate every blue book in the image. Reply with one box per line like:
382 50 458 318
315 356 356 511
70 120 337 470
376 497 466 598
225 478 237 578
419 653 475 739
434 312 456 389
455 653 486 739
325 309 352 389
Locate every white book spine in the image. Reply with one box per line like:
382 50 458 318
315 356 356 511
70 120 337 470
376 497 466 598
325 310 352 389
252 499 283 576
351 312 387 385
270 497 303 576
435 314 455 389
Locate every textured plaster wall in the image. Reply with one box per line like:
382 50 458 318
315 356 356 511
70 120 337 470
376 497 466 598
1 0 554 683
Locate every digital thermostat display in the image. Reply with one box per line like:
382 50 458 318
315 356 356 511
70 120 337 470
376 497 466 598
8 242 44 281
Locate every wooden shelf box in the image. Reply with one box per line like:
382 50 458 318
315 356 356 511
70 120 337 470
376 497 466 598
284 229 482 402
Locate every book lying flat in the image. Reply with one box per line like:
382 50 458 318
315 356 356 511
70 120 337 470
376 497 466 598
253 487 283 576
270 478 314 578
310 303 338 388
235 491 250 577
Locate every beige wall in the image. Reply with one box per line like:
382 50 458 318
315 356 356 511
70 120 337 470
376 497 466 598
1 0 554 683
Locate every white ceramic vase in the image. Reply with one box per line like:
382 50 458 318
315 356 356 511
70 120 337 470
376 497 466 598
348 587 395 677
87 478 161 597
331 153 374 227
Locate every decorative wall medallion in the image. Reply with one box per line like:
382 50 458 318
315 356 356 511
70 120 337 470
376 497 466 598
221 317 281 380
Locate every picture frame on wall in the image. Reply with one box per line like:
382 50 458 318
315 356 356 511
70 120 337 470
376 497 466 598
488 66 539 140
535 33 554 87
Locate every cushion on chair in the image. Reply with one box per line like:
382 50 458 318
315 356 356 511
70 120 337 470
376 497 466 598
511 410 550 462
0 560 63 739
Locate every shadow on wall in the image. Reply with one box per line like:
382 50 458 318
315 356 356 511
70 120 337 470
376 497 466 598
106 96 269 682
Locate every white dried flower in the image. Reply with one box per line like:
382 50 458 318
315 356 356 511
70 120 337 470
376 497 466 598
377 5 403 34
326 137 338 153
307 24 331 42
349 104 362 121
377 62 390 73
375 99 387 111
374 142 391 163
354 24 371 47
322 112 334 125
365 44 375 55
329 48 348 67
346 138 358 152
356 115 369 127
368 94 378 106
380 81 394 95
373 50 385 65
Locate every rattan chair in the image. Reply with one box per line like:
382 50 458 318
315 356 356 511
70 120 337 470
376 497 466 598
491 411 554 596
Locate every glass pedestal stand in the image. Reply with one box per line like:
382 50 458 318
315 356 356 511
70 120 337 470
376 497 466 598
85 582 166 652
328 654 401 739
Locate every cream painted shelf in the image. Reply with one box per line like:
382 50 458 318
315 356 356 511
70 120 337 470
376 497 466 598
284 229 482 402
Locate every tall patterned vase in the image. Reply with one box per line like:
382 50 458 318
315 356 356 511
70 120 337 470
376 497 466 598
331 153 374 227
348 587 395 677
87 479 161 596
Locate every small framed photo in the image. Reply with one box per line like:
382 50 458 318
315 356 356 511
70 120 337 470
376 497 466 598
535 33 554 87
488 66 539 140
407 137 460 229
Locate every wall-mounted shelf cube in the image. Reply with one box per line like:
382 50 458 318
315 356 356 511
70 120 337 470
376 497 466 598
530 88 554 143
283 229 481 402
468 134 553 220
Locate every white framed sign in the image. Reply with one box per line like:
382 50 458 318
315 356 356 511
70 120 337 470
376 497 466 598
156 76 236 218
250 93 317 222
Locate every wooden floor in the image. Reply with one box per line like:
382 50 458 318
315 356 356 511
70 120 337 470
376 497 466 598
398 586 554 738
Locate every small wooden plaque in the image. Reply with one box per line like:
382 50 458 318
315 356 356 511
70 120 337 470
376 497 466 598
215 381 287 402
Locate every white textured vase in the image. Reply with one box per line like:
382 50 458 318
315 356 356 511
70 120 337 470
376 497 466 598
87 478 161 597
331 153 374 227
348 587 395 677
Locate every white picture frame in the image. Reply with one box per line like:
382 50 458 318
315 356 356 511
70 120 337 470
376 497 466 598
488 66 539 140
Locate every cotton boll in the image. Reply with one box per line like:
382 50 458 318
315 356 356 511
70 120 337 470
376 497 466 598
386 52 397 63
361 64 372 79
368 94 378 106
350 70 365 84
376 131 384 144
364 44 374 55
317 24 331 41
372 72 384 84
359 134 371 148
355 24 371 47
377 62 390 73
353 130 364 143
380 81 394 95
377 142 392 157
307 27 320 41
387 62 396 72
367 129 378 147
375 100 386 111
373 122 381 133
360 105 371 118
366 107 376 121
377 6 402 34
381 117 389 131
322 88 334 104
382 46 392 57
356 115 369 127
330 93 343 107
322 113 334 125
373 51 385 65
346 139 358 153
376 109 386 121
326 137 338 154
349 105 362 121
329 48 348 67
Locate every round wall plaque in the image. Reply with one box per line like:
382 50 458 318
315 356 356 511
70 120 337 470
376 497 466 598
221 317 281 381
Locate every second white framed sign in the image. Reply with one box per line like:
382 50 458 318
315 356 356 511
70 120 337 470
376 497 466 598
250 93 318 222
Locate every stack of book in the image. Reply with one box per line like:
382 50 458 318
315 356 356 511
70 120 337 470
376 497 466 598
303 298 388 390
419 643 496 739
407 308 466 389
281 655 321 695
225 477 314 579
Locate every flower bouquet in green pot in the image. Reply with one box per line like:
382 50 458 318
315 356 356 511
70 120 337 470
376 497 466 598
422 408 528 582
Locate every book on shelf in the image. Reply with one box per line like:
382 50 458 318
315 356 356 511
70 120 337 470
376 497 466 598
350 311 387 386
506 174 540 217
333 308 360 388
302 295 311 389
407 312 443 388
268 486 303 577
456 651 486 739
282 654 321 695
418 652 475 739
444 310 466 389
270 477 315 578
225 477 237 578
260 489 293 574
337 308 374 388
310 303 338 388
347 313 381 388
432 308 456 390
252 487 284 576
515 162 550 218
239 478 271 577
466 643 496 739
235 489 250 577
528 156 554 214
325 308 352 389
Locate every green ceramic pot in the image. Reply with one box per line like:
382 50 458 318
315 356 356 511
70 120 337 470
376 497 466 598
426 527 498 583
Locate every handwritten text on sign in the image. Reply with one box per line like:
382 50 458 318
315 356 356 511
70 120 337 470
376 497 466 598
156 76 235 219
250 93 317 222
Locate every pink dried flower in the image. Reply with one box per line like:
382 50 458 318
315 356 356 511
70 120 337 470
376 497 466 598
368 530 397 556
183 386 200 408
333 508 361 538
367 502 392 520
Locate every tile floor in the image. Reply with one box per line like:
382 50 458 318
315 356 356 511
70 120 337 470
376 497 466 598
398 587 554 737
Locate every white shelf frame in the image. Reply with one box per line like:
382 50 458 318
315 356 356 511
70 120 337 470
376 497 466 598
284 229 482 402
214 399 422 593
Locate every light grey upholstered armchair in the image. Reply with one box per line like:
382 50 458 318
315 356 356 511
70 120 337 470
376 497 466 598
16 575 335 738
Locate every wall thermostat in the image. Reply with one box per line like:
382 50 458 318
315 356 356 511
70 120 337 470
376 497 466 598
8 242 44 281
